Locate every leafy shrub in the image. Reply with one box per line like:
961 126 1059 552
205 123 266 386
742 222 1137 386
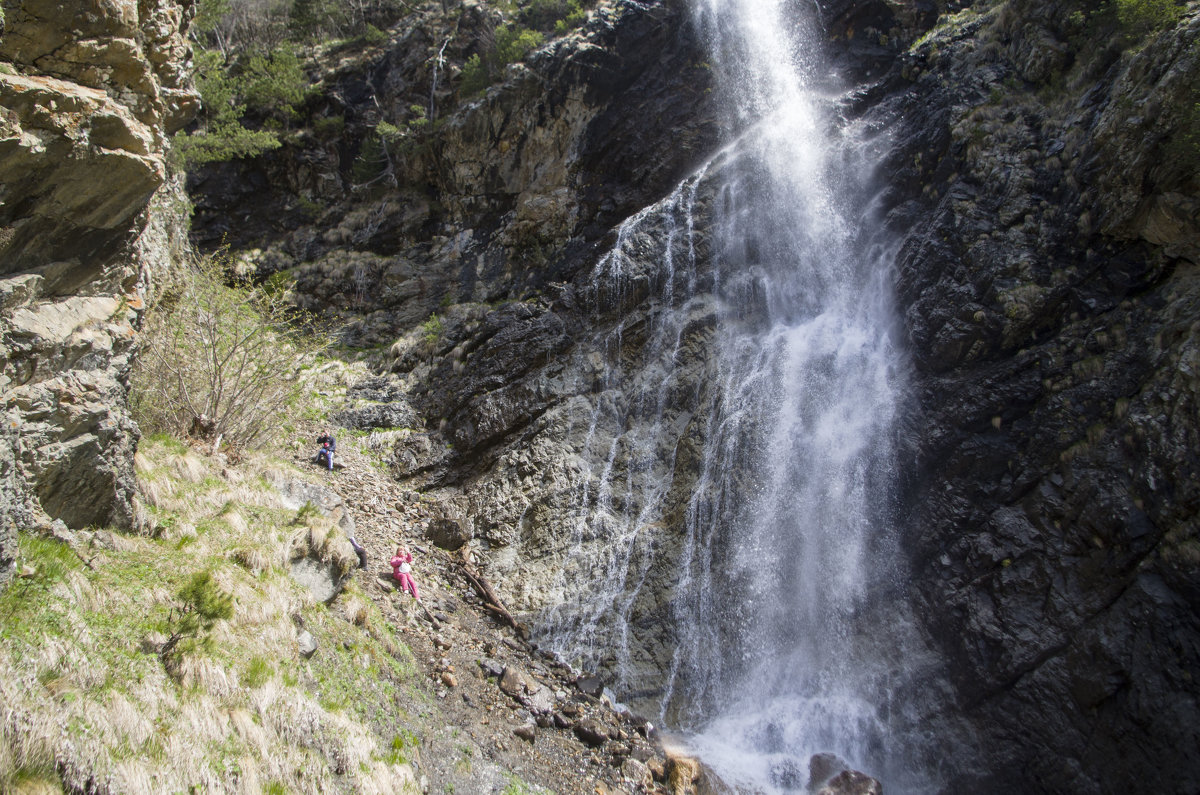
131 252 324 450
407 103 429 128
420 313 444 364
421 313 444 347
519 0 586 32
362 23 389 44
289 0 347 41
173 36 308 166
459 53 490 97
351 123 402 185
500 774 543 795
313 114 346 140
1113 0 1185 36
375 121 404 141
554 9 587 34
240 45 308 122
495 25 545 65
172 122 281 164
458 25 544 96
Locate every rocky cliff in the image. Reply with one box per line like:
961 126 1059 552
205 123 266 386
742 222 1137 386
8 0 1195 790
188 0 718 343
201 0 1200 789
186 0 729 702
0 0 198 582
884 1 1200 791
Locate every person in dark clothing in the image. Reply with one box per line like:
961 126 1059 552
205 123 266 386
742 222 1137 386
348 536 368 569
316 429 336 471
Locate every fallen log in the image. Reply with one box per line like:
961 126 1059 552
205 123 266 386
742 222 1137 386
455 549 529 639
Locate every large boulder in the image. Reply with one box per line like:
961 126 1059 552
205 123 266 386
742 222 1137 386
266 469 356 536
425 500 471 551
287 520 361 604
817 770 883 795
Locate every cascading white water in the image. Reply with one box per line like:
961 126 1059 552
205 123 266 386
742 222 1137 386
534 0 951 790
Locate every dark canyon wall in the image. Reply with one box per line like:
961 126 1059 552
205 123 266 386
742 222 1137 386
187 0 719 340
884 1 1200 791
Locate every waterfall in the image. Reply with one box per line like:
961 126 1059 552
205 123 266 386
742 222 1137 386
533 0 956 790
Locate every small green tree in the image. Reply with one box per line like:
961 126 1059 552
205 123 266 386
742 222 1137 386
421 313 444 364
407 103 429 129
159 571 234 679
351 121 404 185
519 0 587 33
458 25 544 97
1113 0 1184 36
193 0 232 38
459 53 490 97
289 0 348 41
241 45 308 124
173 50 281 165
495 26 544 66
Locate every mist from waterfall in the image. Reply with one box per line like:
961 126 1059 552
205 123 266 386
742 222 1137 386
533 0 953 790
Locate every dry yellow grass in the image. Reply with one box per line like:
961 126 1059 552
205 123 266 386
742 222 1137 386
290 517 360 578
0 437 419 794
170 452 208 483
342 594 370 626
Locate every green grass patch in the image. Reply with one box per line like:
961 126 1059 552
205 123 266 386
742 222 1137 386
243 655 275 687
304 599 416 721
143 432 190 455
385 728 420 765
501 773 549 795
0 534 84 651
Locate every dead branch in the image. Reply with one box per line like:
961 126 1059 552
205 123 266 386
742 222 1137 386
453 549 529 639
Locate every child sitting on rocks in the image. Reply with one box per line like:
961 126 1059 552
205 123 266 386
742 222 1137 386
390 546 420 600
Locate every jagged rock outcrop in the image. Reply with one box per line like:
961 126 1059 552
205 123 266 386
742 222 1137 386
0 0 198 551
0 0 196 275
188 0 719 346
391 1 1199 788
186 0 731 702
880 2 1200 791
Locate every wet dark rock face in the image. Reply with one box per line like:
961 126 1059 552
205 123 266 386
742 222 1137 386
878 1 1200 791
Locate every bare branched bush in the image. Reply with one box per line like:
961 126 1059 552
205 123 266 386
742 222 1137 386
132 254 325 450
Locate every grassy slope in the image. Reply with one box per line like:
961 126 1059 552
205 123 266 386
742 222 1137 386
0 434 421 794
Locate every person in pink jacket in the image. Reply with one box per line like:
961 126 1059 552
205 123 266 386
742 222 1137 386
390 546 420 600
